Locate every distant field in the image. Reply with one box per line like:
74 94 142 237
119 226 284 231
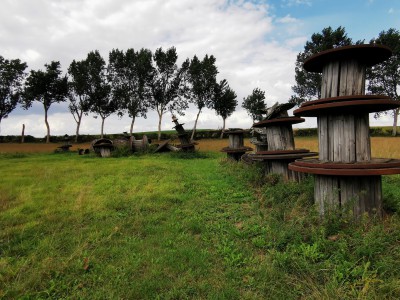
1 137 399 158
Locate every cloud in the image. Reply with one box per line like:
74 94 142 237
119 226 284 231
277 14 298 24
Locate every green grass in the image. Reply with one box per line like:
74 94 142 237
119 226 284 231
1 152 400 299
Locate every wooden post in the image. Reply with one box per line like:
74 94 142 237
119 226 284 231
21 124 25 143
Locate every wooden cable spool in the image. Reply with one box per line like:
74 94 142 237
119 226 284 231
289 44 400 217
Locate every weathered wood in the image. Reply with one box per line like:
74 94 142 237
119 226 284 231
265 125 294 151
321 61 340 98
132 135 149 152
21 124 25 143
229 133 244 149
318 116 329 161
339 60 365 96
100 148 111 157
266 161 306 181
315 55 379 217
355 114 371 161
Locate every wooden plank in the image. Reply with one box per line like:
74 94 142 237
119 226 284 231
355 114 371 161
318 116 329 161
343 114 356 162
265 125 294 151
339 60 348 96
331 61 340 97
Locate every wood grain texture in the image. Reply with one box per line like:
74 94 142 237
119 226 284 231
314 57 380 217
265 125 295 151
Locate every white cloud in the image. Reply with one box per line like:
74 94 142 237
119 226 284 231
277 14 298 23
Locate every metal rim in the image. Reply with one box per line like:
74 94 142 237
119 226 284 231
304 44 392 73
252 117 305 128
249 152 318 160
294 99 400 117
300 94 390 107
255 149 310 155
293 158 400 169
289 160 400 176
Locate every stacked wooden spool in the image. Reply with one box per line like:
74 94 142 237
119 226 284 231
221 129 253 161
248 102 317 181
289 45 400 217
172 115 197 151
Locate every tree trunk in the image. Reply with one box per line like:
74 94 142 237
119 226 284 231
157 112 163 141
191 109 202 141
220 117 226 139
21 124 25 143
75 114 82 143
130 116 136 148
392 108 399 136
130 116 136 137
101 116 105 139
45 108 50 143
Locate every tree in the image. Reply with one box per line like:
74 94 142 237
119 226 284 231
108 48 153 139
212 79 237 138
187 54 218 140
23 61 68 143
68 59 92 142
0 56 27 132
367 28 400 136
85 50 116 138
148 47 190 140
290 26 356 105
242 88 267 122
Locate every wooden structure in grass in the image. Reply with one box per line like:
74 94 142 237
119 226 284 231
132 135 150 152
289 45 400 217
172 115 197 152
248 102 317 181
91 138 114 157
56 134 72 152
221 129 252 161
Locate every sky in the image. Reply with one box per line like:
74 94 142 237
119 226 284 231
1 0 399 137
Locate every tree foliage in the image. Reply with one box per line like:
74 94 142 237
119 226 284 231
148 47 190 140
290 26 356 105
242 88 266 122
84 50 116 138
23 61 68 143
367 28 400 136
0 56 27 130
212 79 237 138
68 59 92 142
108 48 153 137
187 54 218 140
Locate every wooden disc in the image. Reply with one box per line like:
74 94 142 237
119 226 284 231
304 44 392 73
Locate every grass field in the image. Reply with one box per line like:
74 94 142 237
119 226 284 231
1 140 400 299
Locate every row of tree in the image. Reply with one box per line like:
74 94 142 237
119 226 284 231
0 47 238 142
